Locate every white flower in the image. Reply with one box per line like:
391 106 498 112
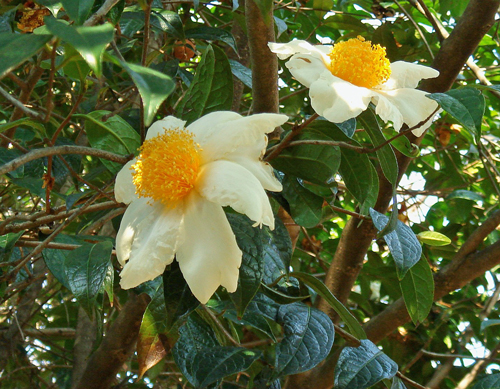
114 111 288 303
269 37 440 136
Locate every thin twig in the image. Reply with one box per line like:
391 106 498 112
83 0 121 26
0 145 131 176
396 372 431 389
202 305 240 347
0 86 44 120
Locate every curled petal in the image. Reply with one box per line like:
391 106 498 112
286 55 330 88
373 88 441 135
115 159 138 204
225 153 282 192
176 192 242 304
146 116 187 139
380 61 440 90
268 40 331 60
196 160 275 229
118 201 183 289
309 72 373 123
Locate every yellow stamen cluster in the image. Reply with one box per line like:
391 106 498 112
17 7 51 33
132 129 201 205
328 36 391 89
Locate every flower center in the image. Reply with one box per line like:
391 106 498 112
132 128 201 205
328 36 391 89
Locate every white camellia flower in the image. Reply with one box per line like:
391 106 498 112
269 37 440 136
114 111 288 304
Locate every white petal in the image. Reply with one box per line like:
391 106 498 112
379 61 440 90
188 112 288 163
225 153 282 192
372 88 441 135
286 54 330 88
118 201 183 289
309 72 373 123
115 159 138 204
268 40 332 60
146 116 187 140
176 192 242 303
196 160 275 229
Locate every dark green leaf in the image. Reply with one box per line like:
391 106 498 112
472 374 500 389
45 18 114 77
0 118 46 137
0 231 24 262
229 59 252 88
392 377 407 389
428 88 485 139
220 305 277 341
37 0 63 15
151 9 184 38
336 118 356 138
335 339 398 389
271 129 341 187
282 176 323 228
123 62 175 126
369 209 422 280
0 33 52 77
42 235 82 289
446 189 484 202
261 217 292 285
400 256 434 325
227 213 265 317
61 0 95 25
290 271 366 340
480 320 500 332
64 241 113 316
186 27 237 53
273 303 334 378
177 45 233 124
163 261 199 331
81 110 140 173
261 282 310 304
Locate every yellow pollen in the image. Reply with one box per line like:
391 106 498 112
131 128 201 205
328 36 391 89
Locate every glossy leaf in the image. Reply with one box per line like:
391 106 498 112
123 62 175 126
428 87 485 139
370 209 422 280
261 217 292 285
447 189 484 202
392 377 407 389
417 231 451 246
274 303 334 378
400 256 434 325
472 374 500 389
63 241 113 316
227 213 265 317
229 59 252 88
290 271 367 339
282 176 323 228
0 33 52 77
0 232 23 262
45 18 114 77
61 0 95 24
177 45 233 124
480 320 500 332
185 26 237 53
335 339 398 389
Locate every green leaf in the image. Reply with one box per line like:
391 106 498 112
229 59 252 88
0 231 24 262
370 209 422 280
0 33 52 78
271 129 341 186
480 320 500 332
163 261 199 331
137 304 167 378
417 231 451 246
61 0 95 25
336 118 356 138
42 235 82 289
428 87 485 139
216 304 276 341
63 241 113 316
185 27 237 53
335 339 398 389
37 0 63 15
359 110 398 186
446 189 484 202
173 313 261 388
273 303 334 378
123 62 175 127
45 18 114 77
290 271 367 340
262 217 292 285
392 377 407 389
81 110 140 173
282 176 323 228
151 9 185 38
400 256 434 325
472 374 500 389
227 213 265 317
177 45 233 124
261 282 310 304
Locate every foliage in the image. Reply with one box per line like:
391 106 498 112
1 0 500 389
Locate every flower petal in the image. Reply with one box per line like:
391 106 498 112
379 61 439 90
286 55 330 88
115 159 137 204
196 160 275 229
224 153 282 192
188 111 288 163
118 200 183 289
309 72 373 123
146 116 187 140
176 192 242 303
372 88 440 135
268 40 331 60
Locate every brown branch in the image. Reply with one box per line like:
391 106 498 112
83 0 121 26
